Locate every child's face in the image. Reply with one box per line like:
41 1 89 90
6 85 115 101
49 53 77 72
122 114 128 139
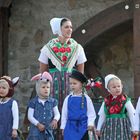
39 82 51 98
108 78 123 96
69 78 83 94
0 82 9 97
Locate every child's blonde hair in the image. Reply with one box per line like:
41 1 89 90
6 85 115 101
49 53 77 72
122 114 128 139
0 79 10 88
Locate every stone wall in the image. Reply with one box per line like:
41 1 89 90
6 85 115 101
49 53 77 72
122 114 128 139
86 31 133 97
8 0 123 129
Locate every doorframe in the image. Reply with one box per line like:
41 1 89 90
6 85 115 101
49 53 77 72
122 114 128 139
0 0 12 76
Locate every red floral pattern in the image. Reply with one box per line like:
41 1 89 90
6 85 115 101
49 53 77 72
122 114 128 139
65 47 71 52
59 47 66 53
94 81 102 88
51 40 72 65
52 46 71 53
52 47 59 53
62 56 67 61
85 78 102 90
105 94 127 114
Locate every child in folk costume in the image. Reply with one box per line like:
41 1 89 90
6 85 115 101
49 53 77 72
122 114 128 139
96 74 135 140
61 70 97 140
0 76 19 140
27 71 60 140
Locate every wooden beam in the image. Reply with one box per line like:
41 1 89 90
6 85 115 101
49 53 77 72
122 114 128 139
133 0 140 98
0 7 9 76
0 0 12 8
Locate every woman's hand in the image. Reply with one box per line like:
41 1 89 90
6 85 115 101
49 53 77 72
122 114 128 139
51 119 58 129
37 123 45 131
12 129 18 138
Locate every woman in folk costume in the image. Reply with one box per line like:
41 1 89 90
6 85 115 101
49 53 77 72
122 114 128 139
27 71 60 140
0 76 19 140
96 74 135 140
38 17 87 110
61 70 97 140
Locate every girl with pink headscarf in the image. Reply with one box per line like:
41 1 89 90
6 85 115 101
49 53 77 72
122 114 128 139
27 71 60 140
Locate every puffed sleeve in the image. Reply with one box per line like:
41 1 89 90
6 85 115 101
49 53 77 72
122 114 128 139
38 44 49 64
76 44 87 64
